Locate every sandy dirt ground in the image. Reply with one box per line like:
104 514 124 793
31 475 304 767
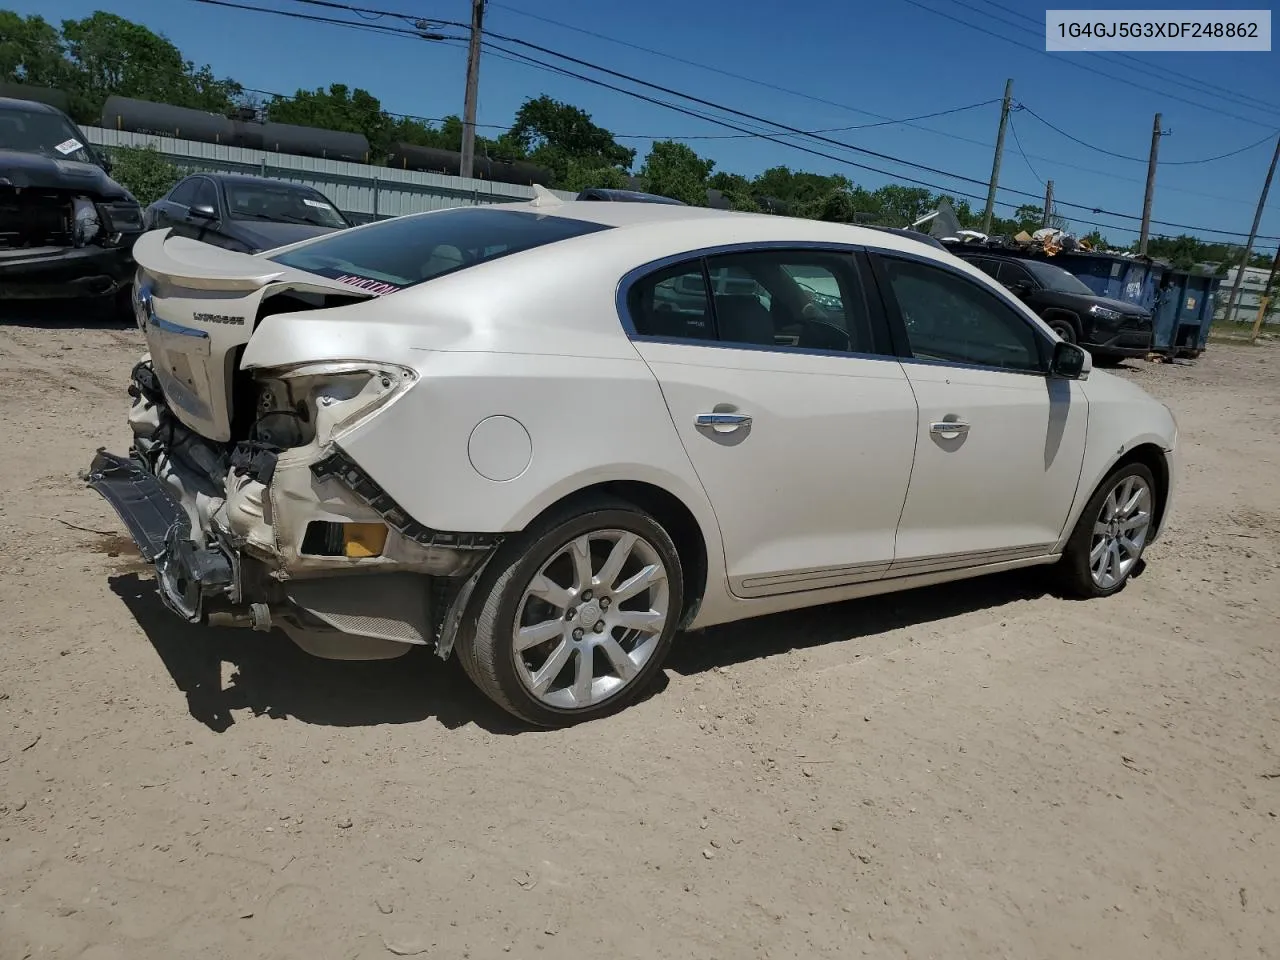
1 311 1278 960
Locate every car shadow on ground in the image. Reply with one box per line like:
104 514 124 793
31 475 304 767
666 570 1053 676
108 573 532 736
110 566 1053 735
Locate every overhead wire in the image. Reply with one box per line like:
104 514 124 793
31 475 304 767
898 0 1280 131
1018 106 1279 166
190 0 1279 240
966 0 1280 118
1007 114 1045 187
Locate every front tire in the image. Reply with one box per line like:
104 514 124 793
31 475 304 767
1047 317 1078 343
456 497 684 727
1058 462 1157 598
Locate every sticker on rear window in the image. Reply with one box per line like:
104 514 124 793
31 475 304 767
55 138 84 155
334 274 402 296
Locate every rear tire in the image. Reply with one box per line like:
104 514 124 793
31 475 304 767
1057 462 1158 599
455 496 684 727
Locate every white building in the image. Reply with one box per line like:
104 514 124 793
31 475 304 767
1217 264 1276 323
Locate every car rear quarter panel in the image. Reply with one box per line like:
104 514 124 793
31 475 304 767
247 239 730 618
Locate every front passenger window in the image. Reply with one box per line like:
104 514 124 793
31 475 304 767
881 256 1045 372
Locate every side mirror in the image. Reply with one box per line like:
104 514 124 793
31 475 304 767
97 150 113 174
189 203 218 220
1050 341 1090 380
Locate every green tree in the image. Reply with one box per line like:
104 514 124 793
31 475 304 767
268 83 392 156
560 160 629 193
106 143 180 204
0 12 69 88
707 171 759 211
752 166 851 211
505 95 634 185
59 12 241 121
639 140 714 205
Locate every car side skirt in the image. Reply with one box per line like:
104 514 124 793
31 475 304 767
690 552 1060 630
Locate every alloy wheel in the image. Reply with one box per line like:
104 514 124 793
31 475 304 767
1089 474 1152 590
512 529 670 709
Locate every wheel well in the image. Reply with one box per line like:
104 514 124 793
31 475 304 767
1041 308 1080 331
1109 443 1171 536
531 480 709 629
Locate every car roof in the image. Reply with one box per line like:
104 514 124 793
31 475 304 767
500 199 965 258
0 96 65 116
183 172 325 189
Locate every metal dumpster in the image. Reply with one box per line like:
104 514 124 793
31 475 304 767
1046 252 1165 311
1151 271 1221 356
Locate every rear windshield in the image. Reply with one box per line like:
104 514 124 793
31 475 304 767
267 206 610 295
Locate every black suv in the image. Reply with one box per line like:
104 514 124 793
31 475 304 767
953 252 1153 363
0 97 145 316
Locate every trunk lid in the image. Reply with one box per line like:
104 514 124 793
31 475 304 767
133 228 377 442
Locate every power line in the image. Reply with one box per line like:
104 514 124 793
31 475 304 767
900 0 1280 131
608 99 999 141
1019 105 1278 166
966 0 1280 118
489 0 1022 150
190 0 1280 241
1007 114 1044 186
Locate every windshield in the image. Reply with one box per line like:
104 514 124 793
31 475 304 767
1022 260 1094 295
0 105 96 163
268 206 611 295
226 182 350 228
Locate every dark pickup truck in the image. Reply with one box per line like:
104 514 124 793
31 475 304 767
954 251 1154 363
0 97 146 316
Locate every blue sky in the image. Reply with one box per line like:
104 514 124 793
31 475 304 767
17 0 1280 250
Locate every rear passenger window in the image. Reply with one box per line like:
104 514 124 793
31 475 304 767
628 249 878 354
628 263 715 340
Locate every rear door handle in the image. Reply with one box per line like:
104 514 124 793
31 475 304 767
696 412 752 433
929 419 970 436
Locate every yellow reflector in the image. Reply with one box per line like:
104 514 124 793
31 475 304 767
343 523 388 558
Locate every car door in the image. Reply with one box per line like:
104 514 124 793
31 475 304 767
995 260 1039 302
152 177 199 230
181 177 224 244
624 247 919 598
870 252 1088 572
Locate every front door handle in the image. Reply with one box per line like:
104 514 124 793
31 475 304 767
929 419 970 437
696 412 752 433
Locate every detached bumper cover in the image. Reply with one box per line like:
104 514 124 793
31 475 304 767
84 448 182 562
85 448 233 622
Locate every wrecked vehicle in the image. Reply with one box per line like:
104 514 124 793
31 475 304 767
88 196 1178 727
0 97 145 313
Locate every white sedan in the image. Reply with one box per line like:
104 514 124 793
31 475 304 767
88 194 1178 726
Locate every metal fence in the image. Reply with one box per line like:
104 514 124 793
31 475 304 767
82 126 576 224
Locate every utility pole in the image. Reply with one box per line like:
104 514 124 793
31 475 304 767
1138 113 1162 256
1225 134 1280 324
982 78 1013 235
1249 245 1280 342
459 0 485 181
1042 179 1054 227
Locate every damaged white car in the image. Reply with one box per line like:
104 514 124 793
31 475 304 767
89 194 1179 726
